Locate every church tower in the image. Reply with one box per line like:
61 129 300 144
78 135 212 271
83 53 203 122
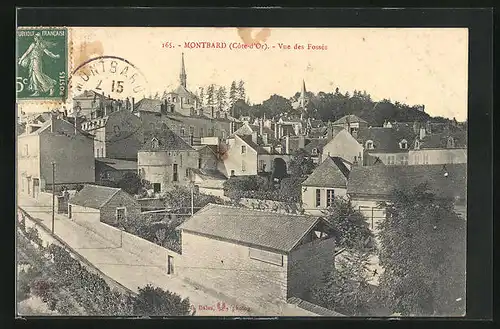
180 52 187 88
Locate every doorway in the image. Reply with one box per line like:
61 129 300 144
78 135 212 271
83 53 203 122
167 255 174 274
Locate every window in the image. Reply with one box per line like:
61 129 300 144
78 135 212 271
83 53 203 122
189 126 195 136
180 127 185 136
222 131 226 139
399 139 408 150
149 123 155 131
161 123 168 131
151 138 159 149
200 128 204 137
96 148 100 157
241 160 246 172
241 145 247 154
311 148 318 156
387 155 395 165
230 170 235 176
315 189 321 207
400 155 408 165
173 164 178 182
185 168 190 179
249 247 283 266
423 154 429 164
326 189 335 207
365 140 374 150
186 98 190 104
259 160 266 171
198 158 202 169
414 140 421 149
153 183 161 193
447 137 455 148
415 154 421 164
116 207 127 222
101 148 104 157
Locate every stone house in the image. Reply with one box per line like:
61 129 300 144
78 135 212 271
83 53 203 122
68 184 141 226
409 129 467 165
332 114 369 136
17 117 95 197
221 134 291 178
347 163 467 235
356 123 417 166
177 203 336 305
137 128 198 193
80 106 144 160
301 156 351 215
305 124 364 165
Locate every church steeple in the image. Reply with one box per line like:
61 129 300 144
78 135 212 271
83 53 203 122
299 79 308 109
180 52 187 88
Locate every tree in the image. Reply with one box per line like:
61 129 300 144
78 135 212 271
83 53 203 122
237 80 246 101
312 249 373 316
229 81 238 108
206 84 215 107
116 172 143 195
216 86 227 111
132 284 192 316
377 183 466 316
232 99 251 118
322 198 374 250
198 87 204 106
261 94 293 118
288 148 316 178
154 92 160 100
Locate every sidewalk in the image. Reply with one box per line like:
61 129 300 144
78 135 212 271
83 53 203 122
18 194 315 316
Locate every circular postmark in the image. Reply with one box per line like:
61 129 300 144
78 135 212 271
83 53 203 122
67 56 149 144
68 55 150 101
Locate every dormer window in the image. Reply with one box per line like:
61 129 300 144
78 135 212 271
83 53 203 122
399 139 408 150
447 137 455 148
151 137 159 149
365 140 374 150
311 148 318 156
414 139 421 150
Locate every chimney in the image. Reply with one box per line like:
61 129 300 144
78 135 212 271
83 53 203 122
251 131 258 144
274 123 278 139
131 97 135 112
327 124 333 139
285 135 290 154
211 107 214 118
298 135 305 149
180 97 183 109
263 133 268 145
412 121 419 134
426 121 432 134
259 119 263 136
419 127 426 140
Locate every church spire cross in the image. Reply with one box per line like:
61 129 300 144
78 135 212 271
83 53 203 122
180 52 187 88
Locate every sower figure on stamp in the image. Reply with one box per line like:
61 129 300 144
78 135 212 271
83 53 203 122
18 33 60 96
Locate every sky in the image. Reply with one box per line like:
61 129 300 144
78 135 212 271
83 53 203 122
18 27 468 121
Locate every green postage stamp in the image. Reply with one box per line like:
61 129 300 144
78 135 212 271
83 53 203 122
16 28 68 100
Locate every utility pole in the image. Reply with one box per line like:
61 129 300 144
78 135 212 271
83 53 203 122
51 162 55 234
191 182 194 216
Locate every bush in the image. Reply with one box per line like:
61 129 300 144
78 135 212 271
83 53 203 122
132 284 192 316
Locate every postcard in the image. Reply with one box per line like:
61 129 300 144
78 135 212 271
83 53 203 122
16 26 467 317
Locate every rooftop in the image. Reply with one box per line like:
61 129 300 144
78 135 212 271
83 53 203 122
178 203 323 253
357 126 417 153
347 163 467 200
141 127 194 151
96 158 137 171
69 184 122 209
302 156 350 188
333 114 368 125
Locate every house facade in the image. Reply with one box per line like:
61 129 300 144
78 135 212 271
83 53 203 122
409 130 467 165
95 158 137 184
178 204 336 306
68 184 141 225
301 157 351 215
137 129 198 193
18 117 95 197
80 107 144 160
347 163 467 235
332 114 369 136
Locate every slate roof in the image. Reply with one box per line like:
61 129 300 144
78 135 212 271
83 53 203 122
304 138 330 154
191 168 227 181
302 156 350 188
171 84 196 98
141 127 194 151
69 184 122 209
417 130 467 149
333 114 368 125
308 127 328 138
96 158 137 171
134 98 162 113
178 203 323 253
347 163 467 200
357 126 417 153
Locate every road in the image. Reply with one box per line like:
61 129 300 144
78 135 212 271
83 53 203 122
17 193 315 316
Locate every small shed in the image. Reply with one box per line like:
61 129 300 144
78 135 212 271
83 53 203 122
68 184 141 225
